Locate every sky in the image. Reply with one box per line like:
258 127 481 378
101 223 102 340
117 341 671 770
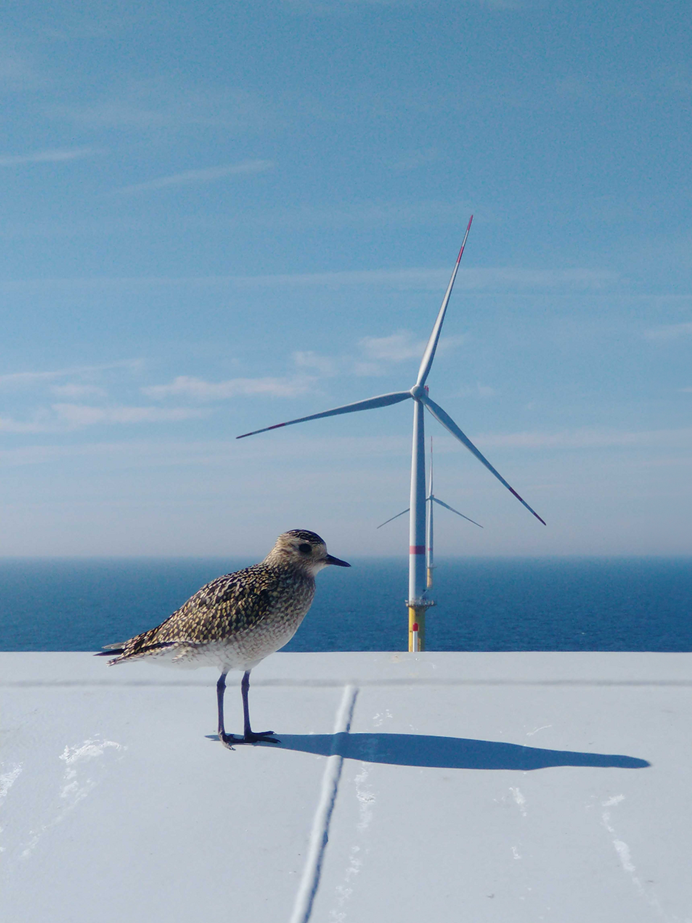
1 0 691 558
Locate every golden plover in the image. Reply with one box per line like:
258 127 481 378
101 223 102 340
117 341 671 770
97 530 350 747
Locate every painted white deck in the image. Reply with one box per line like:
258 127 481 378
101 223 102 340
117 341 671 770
2 652 691 922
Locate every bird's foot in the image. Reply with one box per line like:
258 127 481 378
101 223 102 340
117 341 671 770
219 730 280 748
244 729 280 744
220 732 242 750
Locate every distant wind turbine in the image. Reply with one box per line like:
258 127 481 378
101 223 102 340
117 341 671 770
237 215 546 650
378 437 483 596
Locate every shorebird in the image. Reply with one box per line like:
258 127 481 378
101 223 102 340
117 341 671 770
97 530 350 748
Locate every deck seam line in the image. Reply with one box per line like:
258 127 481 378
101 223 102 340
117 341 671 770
289 683 359 923
4 680 692 688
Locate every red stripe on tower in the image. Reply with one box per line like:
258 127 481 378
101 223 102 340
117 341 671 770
409 545 425 554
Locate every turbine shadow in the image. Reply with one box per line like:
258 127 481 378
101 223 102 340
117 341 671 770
272 732 650 771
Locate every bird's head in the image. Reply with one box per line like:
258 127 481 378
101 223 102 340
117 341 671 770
265 530 350 575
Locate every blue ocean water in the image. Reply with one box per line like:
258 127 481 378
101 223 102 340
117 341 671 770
1 557 690 653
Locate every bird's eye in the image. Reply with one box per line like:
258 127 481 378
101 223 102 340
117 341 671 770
298 543 312 554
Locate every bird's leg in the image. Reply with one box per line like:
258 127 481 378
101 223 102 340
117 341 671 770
217 672 241 749
217 671 227 736
240 670 279 744
217 670 278 747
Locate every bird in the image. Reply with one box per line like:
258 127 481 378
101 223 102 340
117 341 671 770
97 530 350 748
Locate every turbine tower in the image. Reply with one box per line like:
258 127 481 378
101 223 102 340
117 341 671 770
377 437 483 594
237 216 546 650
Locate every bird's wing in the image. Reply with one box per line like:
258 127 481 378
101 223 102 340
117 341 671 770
101 566 273 661
154 565 279 643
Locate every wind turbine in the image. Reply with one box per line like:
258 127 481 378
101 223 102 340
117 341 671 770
377 437 483 594
237 215 546 651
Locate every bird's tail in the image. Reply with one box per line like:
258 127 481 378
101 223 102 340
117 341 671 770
95 641 125 654
95 637 177 664
95 642 127 663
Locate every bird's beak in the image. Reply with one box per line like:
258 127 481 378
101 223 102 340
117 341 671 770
326 554 350 567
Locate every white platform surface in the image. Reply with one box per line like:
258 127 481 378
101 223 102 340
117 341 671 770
2 652 691 923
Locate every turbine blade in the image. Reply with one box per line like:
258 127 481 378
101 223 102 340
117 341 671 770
432 497 483 528
416 215 473 387
376 508 410 529
237 391 411 439
421 394 546 526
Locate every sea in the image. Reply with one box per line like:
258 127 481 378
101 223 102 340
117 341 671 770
1 557 690 653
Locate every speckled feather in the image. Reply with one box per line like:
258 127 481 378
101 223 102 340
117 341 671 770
108 563 315 668
101 530 344 673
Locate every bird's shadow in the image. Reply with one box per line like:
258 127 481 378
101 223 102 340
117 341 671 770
211 731 650 771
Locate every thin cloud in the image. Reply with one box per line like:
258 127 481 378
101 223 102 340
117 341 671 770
473 427 692 450
53 404 207 428
230 199 470 232
293 351 339 376
212 267 446 289
0 147 102 167
0 266 619 294
0 415 48 434
456 382 498 399
357 329 464 376
50 383 108 399
289 331 464 381
49 80 271 133
360 331 427 362
0 404 206 433
644 322 692 341
297 331 465 379
0 360 143 389
114 160 273 195
0 434 410 469
143 374 313 401
470 268 620 289
228 266 620 292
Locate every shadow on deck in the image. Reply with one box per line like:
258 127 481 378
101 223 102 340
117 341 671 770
233 732 651 770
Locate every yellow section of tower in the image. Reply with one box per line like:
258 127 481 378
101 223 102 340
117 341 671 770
408 606 426 652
